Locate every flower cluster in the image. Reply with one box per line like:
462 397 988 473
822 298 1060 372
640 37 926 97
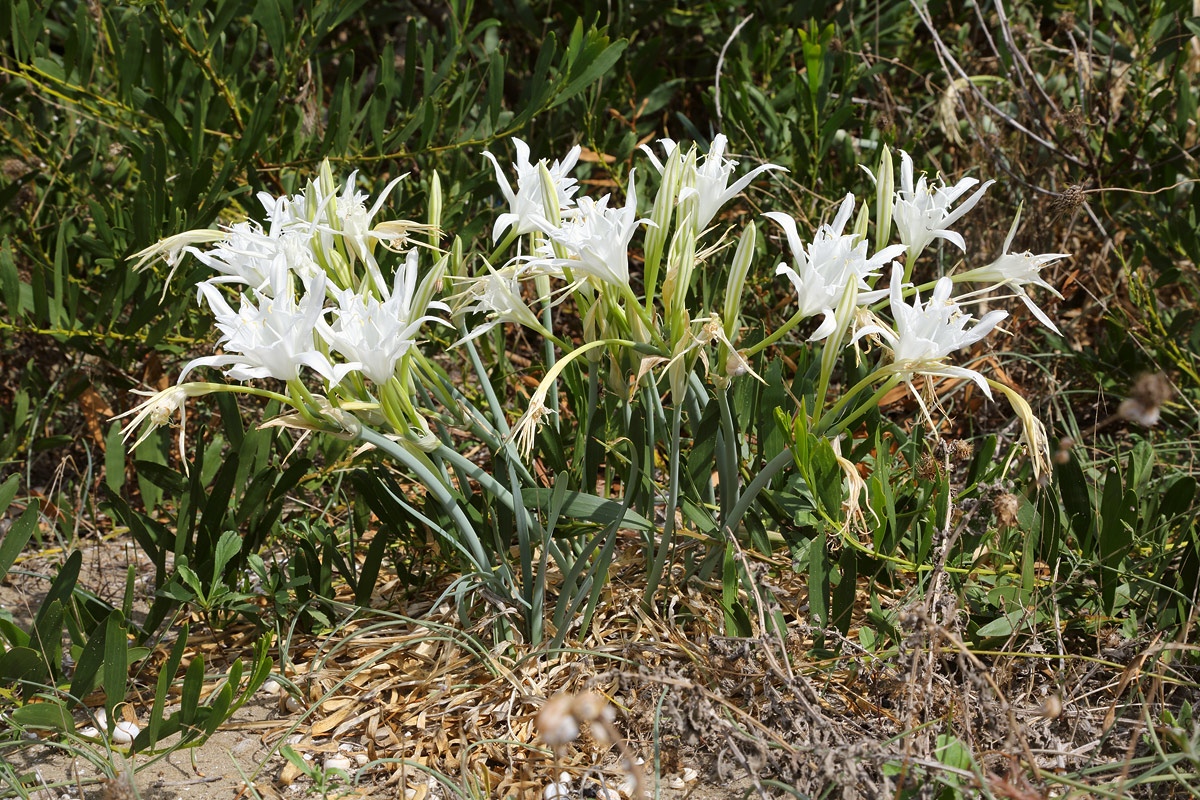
124 137 1067 489
121 161 450 461
466 139 1065 476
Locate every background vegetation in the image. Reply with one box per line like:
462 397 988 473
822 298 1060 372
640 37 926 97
1 0 1199 797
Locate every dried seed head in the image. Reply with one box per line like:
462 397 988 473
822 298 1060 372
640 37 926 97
571 691 614 725
1052 185 1085 216
1061 107 1086 132
100 772 138 800
941 439 974 462
917 453 941 481
1057 10 1076 33
993 492 1021 529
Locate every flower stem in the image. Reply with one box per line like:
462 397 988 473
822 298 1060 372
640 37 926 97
818 374 903 437
742 308 807 358
488 227 519 265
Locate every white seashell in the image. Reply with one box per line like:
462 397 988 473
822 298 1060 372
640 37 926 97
323 755 352 771
261 679 283 696
681 767 698 783
77 726 100 738
284 695 303 713
112 721 140 745
665 775 685 790
543 781 571 800
353 753 369 767
93 708 107 728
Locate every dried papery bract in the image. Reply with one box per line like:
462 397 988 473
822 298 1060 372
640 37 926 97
536 692 644 799
1118 371 1173 426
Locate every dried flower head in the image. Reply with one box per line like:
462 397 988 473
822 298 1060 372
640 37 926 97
948 439 974 462
1052 185 1085 217
994 492 1021 529
917 453 941 481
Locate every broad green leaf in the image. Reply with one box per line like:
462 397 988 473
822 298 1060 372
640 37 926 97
102 611 127 729
0 503 38 582
11 700 74 732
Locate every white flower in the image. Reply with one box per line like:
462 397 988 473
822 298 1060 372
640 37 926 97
452 264 546 342
531 180 644 288
893 150 993 258
113 382 220 464
128 229 226 274
181 273 358 386
857 264 1007 398
643 134 785 232
317 251 450 383
483 137 581 242
184 220 316 294
764 194 905 340
329 170 408 267
957 210 1069 334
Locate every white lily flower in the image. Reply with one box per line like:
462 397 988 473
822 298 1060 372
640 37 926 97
330 170 408 266
183 219 321 294
644 135 785 232
764 194 905 340
182 273 359 386
531 178 645 288
956 208 1069 334
317 251 451 383
856 263 1007 399
113 382 222 465
483 137 581 242
128 229 227 275
893 150 993 258
452 264 548 342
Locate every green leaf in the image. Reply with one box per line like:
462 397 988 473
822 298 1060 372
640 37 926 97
0 473 18 514
0 646 44 685
808 531 830 631
105 422 126 494
0 503 38 582
831 547 856 636
69 611 116 704
102 611 128 729
179 652 204 729
11 700 74 733
31 599 64 680
144 622 188 749
212 530 242 585
975 608 1024 638
524 488 653 531
552 36 627 108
